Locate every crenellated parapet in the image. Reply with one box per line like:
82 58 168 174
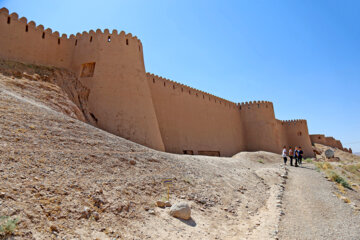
0 7 143 69
146 73 238 109
280 119 307 125
0 7 142 45
237 100 273 110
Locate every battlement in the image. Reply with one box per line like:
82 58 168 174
237 100 273 110
146 73 238 109
280 119 307 125
0 7 143 55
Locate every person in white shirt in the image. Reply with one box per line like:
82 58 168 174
282 146 288 165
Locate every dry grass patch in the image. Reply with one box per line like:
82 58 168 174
325 170 352 189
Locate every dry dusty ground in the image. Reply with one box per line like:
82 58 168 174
0 65 359 239
0 71 286 239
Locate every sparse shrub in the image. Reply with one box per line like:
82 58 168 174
258 159 264 164
0 216 19 236
326 171 352 189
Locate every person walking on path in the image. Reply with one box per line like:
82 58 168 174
298 146 304 165
282 146 288 165
294 146 299 167
289 147 294 166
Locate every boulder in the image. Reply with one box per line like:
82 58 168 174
169 202 191 220
313 147 322 155
325 149 335 159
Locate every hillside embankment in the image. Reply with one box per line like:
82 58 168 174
0 65 287 239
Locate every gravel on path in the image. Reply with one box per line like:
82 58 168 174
278 164 360 240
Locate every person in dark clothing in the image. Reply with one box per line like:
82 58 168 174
288 146 294 166
294 146 299 167
298 146 304 165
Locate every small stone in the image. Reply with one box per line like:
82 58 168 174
93 212 100 221
144 206 150 211
148 209 155 215
0 192 5 198
50 225 59 232
81 207 91 219
129 160 136 165
156 200 165 208
165 201 172 207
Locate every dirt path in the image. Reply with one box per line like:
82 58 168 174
278 164 360 240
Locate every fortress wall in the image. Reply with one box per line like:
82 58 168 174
240 101 282 153
281 120 314 157
310 134 344 150
310 134 327 146
69 30 165 151
147 73 246 157
324 137 343 149
0 8 73 68
275 119 288 152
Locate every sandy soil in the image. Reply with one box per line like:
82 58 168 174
0 72 286 239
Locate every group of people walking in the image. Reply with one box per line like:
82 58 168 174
282 146 303 167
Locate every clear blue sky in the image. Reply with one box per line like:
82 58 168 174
2 0 360 152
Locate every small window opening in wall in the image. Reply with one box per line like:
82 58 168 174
173 85 175 89
203 95 205 99
163 82 166 87
126 39 129 45
240 106 242 110
297 131 302 136
139 45 141 51
90 36 93 42
42 32 45 39
25 25 28 32
183 150 194 155
75 39 78 46
258 104 260 108
107 36 111 42
80 62 96 78
58 38 60 45
318 137 321 139
189 90 191 94
152 78 155 83
181 88 183 92
7 17 10 24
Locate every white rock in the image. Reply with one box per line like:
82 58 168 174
169 202 191 220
